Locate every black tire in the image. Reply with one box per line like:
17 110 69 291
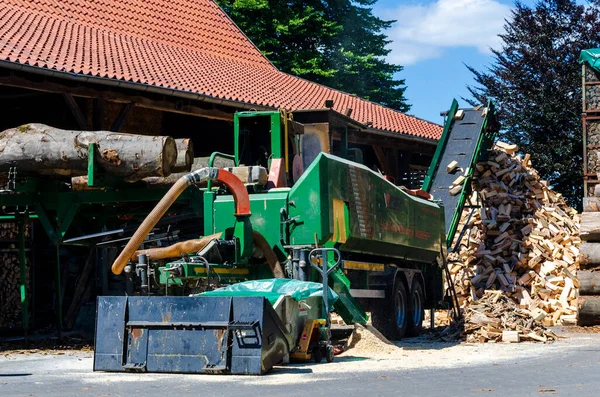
371 278 409 340
325 345 335 363
313 346 322 363
407 279 425 337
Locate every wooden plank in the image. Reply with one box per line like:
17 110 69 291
0 75 235 121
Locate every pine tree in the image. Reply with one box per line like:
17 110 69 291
217 0 409 112
466 0 600 209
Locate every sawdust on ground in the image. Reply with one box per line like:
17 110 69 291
343 324 401 356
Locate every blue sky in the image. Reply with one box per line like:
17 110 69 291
373 0 537 124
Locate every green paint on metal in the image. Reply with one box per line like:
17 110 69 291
233 217 253 261
288 153 444 263
207 152 238 190
322 240 368 324
0 215 38 220
443 103 496 248
270 112 282 162
234 111 284 167
212 191 288 260
87 143 96 187
422 99 459 192
203 190 215 236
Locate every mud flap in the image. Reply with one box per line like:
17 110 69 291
93 296 292 375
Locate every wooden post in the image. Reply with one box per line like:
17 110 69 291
63 94 90 130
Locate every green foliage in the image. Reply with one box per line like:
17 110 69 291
466 0 600 209
217 0 409 112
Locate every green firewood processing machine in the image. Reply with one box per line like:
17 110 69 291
91 102 498 374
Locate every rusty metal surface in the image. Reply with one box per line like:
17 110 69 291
94 296 291 375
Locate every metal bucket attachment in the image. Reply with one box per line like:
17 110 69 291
93 296 293 375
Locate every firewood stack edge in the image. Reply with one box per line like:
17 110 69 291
447 142 580 342
0 222 31 329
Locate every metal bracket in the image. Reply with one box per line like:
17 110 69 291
309 248 343 325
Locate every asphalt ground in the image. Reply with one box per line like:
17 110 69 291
1 330 599 397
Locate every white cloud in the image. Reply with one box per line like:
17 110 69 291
380 0 512 65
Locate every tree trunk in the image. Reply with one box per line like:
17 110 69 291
578 296 600 326
580 212 600 241
580 243 600 267
143 157 236 187
578 269 600 295
0 124 177 181
171 138 194 173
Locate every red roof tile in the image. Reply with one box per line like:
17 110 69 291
0 0 442 140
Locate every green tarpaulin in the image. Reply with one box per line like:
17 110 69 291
580 49 600 72
196 278 338 307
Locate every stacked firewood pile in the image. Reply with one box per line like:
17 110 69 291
0 222 31 329
586 121 600 178
447 142 580 342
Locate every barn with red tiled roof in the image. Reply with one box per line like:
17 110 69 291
0 0 441 185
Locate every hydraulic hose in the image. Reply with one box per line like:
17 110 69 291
252 231 284 278
111 167 250 275
132 233 222 261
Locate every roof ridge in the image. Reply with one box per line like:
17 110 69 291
210 0 275 70
280 71 442 129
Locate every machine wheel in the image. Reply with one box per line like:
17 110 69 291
325 344 335 363
313 346 322 363
372 278 409 340
407 279 425 337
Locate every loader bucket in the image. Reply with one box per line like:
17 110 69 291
93 296 292 375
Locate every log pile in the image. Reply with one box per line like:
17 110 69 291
464 291 558 343
447 142 581 341
0 124 178 181
585 66 600 111
0 223 31 330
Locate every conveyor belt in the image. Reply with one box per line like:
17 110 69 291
422 100 498 248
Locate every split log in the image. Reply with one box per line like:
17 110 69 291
446 141 582 338
578 270 600 295
171 138 194 173
0 124 177 181
578 296 600 326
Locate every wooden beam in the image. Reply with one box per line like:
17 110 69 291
0 76 234 122
110 102 134 132
62 93 90 130
331 129 436 154
372 145 394 176
92 98 104 130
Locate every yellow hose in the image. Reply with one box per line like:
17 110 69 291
132 233 222 261
111 177 190 275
